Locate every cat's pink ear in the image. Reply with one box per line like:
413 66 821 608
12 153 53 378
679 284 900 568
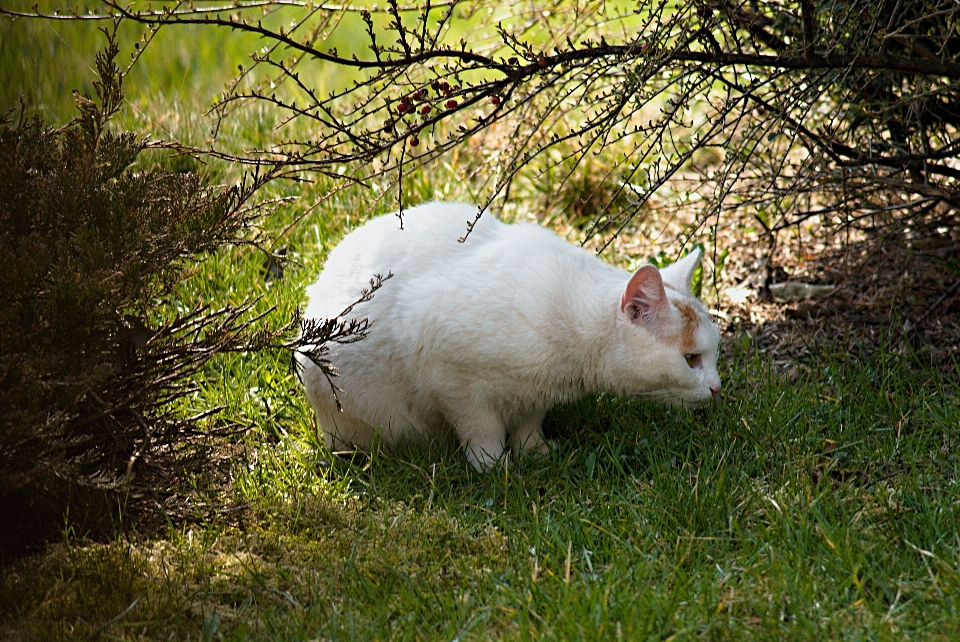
621 265 668 325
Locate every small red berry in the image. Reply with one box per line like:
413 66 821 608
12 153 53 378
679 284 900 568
440 81 450 92
431 80 440 90
408 136 419 147
445 99 458 109
396 102 408 114
490 95 501 106
420 104 432 115
384 122 394 133
508 57 518 64
538 56 547 68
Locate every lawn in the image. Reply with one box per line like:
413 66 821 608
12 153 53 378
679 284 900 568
2 7 959 641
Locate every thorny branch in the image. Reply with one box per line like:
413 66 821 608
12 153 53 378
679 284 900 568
9 0 958 250
288 272 393 411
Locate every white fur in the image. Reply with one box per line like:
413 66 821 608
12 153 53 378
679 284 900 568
298 202 721 469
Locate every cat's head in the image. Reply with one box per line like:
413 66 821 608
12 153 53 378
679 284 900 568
612 248 721 405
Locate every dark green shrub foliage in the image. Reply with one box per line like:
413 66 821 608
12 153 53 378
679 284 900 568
0 38 275 549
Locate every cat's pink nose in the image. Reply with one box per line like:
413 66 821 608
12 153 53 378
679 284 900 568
710 384 721 396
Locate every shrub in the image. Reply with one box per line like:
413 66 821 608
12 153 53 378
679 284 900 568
0 36 280 553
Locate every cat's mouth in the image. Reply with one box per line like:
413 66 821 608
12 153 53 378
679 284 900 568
679 395 717 408
635 389 716 407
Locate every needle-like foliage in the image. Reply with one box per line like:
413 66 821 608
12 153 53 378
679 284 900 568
0 29 285 550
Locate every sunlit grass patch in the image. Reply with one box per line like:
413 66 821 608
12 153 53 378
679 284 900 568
5 136 958 636
4 228 960 639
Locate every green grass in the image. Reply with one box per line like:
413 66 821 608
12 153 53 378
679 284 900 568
3 11 960 642
4 345 959 640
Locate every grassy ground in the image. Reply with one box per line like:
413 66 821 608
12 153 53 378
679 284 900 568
3 10 960 641
4 342 959 640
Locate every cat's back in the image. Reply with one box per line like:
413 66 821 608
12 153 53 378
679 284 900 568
304 202 504 317
324 202 493 267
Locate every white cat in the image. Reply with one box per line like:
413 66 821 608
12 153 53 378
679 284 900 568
297 202 721 469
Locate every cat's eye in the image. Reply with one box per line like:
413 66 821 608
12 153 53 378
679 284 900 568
684 353 702 368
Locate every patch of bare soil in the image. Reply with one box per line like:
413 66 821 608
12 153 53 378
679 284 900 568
717 225 960 370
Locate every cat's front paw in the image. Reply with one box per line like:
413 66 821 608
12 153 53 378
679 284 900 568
511 429 554 458
540 439 559 454
521 437 555 456
465 440 507 471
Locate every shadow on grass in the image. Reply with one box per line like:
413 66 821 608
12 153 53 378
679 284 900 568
3 342 958 640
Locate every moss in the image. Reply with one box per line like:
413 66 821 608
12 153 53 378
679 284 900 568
1 492 506 641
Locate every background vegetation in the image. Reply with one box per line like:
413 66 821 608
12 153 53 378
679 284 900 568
1 1 958 640
32 0 959 274
0 27 294 552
